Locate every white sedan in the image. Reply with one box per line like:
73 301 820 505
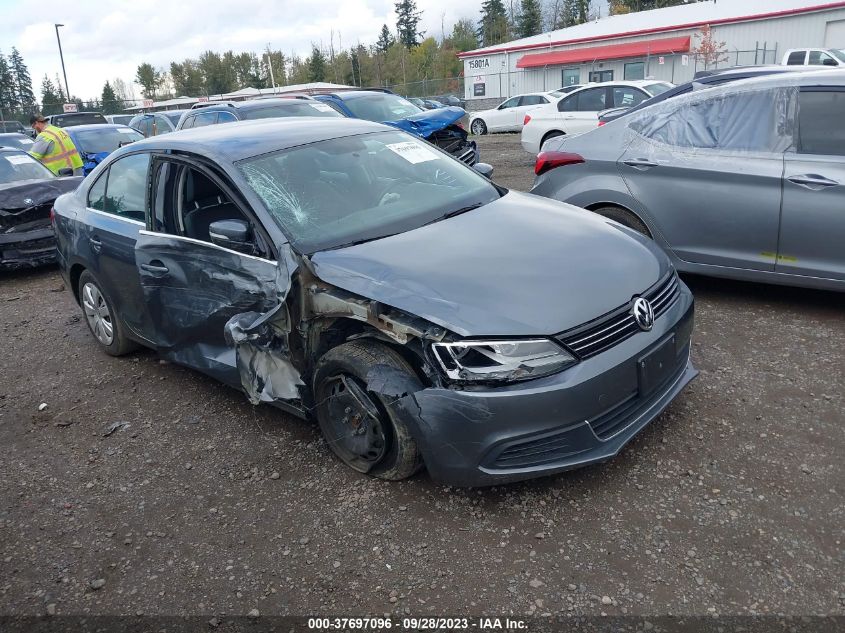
468 91 566 135
520 80 674 154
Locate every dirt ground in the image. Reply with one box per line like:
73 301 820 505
1 134 843 620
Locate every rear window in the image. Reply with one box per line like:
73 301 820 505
243 102 343 120
51 113 107 127
797 90 845 156
342 94 421 121
0 151 53 183
786 51 806 65
73 127 144 154
644 83 672 96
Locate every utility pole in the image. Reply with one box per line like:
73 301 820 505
55 24 70 101
266 44 276 94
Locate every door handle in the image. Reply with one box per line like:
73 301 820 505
88 236 102 253
623 158 659 170
787 174 838 189
140 261 169 275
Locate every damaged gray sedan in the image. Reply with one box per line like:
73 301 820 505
53 118 697 486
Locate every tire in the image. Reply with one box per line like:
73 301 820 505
470 119 487 135
313 340 424 481
540 130 564 149
591 205 652 238
78 270 137 356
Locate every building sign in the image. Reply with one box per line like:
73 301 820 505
658 56 665 65
143 99 154 108
473 83 486 97
467 58 491 71
62 103 78 113
681 55 689 66
197 96 209 102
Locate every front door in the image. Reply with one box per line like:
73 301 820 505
561 86 609 136
778 88 845 281
134 157 284 386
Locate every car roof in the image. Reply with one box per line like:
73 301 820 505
65 123 136 132
119 117 392 162
711 66 845 90
321 90 396 101
0 132 28 138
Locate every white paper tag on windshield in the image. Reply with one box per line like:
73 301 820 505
117 127 136 133
386 141 440 164
309 103 334 112
6 154 31 164
17 138 34 145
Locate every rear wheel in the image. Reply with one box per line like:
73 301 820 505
313 340 423 481
78 270 137 356
540 130 564 149
591 205 652 238
470 119 487 135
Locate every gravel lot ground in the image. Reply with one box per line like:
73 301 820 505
1 133 843 620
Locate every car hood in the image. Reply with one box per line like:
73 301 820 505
0 176 82 211
387 106 465 138
310 192 671 337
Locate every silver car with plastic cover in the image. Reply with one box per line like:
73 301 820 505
531 68 845 291
52 117 696 487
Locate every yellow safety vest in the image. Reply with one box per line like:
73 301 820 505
30 124 83 175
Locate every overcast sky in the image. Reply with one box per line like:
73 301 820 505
1 0 610 102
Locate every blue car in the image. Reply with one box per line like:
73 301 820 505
65 124 145 175
315 90 478 165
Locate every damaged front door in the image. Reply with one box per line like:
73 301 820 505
133 156 287 388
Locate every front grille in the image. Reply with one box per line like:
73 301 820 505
0 203 52 234
558 273 680 360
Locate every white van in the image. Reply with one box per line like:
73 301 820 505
782 48 845 67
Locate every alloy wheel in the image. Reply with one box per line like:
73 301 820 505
81 282 114 346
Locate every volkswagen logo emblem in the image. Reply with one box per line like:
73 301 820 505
631 297 655 331
23 198 34 206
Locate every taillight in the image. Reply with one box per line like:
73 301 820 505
534 151 585 176
597 120 606 127
523 114 531 126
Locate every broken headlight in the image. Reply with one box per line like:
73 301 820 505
431 339 576 383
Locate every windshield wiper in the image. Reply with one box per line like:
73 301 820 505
423 202 485 227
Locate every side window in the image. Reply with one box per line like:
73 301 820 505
101 153 151 221
576 88 607 111
87 173 107 211
797 90 845 156
217 111 238 124
191 112 217 128
787 51 806 65
181 115 195 130
809 51 837 66
559 94 577 112
520 95 545 106
499 97 520 109
613 87 648 108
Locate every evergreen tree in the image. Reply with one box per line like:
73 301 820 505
9 48 35 110
40 75 62 115
0 52 16 113
308 46 326 82
395 0 423 49
613 0 695 12
376 24 394 53
516 0 543 37
478 0 510 46
135 62 161 98
101 81 119 114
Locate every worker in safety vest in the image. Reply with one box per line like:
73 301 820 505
28 113 84 176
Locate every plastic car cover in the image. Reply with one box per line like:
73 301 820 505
627 85 798 154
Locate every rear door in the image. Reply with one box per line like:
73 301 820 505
619 88 786 270
488 96 521 132
778 87 845 281
561 87 609 135
133 155 281 385
82 152 157 343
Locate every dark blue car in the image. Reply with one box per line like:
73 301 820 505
66 124 145 175
315 90 478 165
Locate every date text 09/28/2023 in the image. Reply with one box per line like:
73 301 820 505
306 617 528 630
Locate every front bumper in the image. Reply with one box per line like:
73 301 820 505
0 226 57 270
400 284 697 487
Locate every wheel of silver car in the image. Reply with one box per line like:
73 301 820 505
313 340 423 480
77 270 138 357
591 205 652 238
470 119 487 135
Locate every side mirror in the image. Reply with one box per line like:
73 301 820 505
57 167 74 177
823 57 839 66
208 219 256 254
473 162 494 179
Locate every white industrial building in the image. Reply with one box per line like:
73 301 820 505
459 0 845 106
